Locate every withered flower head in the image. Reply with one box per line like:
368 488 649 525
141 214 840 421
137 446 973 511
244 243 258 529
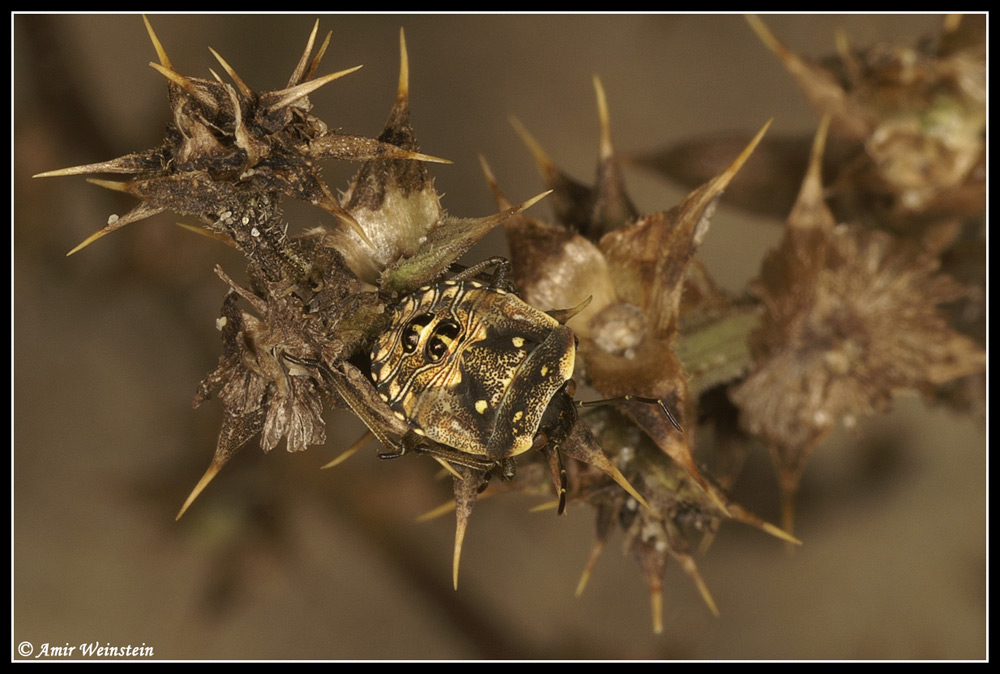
36 18 544 516
746 14 986 219
729 116 986 529
484 78 797 630
38 17 651 601
39 17 983 637
577 407 798 633
37 19 449 276
491 79 768 493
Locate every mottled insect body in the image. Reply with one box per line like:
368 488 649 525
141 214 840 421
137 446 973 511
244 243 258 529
371 278 578 468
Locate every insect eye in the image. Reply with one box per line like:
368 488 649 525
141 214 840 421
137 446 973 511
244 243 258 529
402 314 433 353
425 319 461 362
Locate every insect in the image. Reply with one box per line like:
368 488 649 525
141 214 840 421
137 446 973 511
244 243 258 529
285 257 678 512
367 259 574 501
364 257 681 511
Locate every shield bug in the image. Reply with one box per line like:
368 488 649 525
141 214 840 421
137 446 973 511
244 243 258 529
285 257 677 513
365 257 680 511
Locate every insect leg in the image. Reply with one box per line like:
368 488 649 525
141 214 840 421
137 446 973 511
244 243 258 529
387 434 508 475
540 443 568 515
577 395 683 432
447 256 512 289
281 352 410 454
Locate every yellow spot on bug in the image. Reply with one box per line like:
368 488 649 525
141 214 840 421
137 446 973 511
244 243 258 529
475 400 488 414
540 365 549 377
512 336 524 348
513 410 523 423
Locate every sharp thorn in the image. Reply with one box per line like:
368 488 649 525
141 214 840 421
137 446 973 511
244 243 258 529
267 65 363 111
175 461 223 521
142 15 172 70
288 19 321 87
208 46 254 99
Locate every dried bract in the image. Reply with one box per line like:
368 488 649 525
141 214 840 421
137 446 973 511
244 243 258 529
37 16 984 636
746 14 986 221
486 80 795 629
39 18 655 598
729 117 986 529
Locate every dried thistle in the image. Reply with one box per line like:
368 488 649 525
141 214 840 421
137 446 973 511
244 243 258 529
36 17 655 602
634 15 985 247
729 115 986 532
30 15 986 644
481 78 801 630
744 14 986 226
623 15 986 536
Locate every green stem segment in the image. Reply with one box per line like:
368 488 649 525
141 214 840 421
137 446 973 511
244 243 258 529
676 305 760 398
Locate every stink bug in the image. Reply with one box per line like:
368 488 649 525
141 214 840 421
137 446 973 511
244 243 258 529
365 257 680 511
370 258 578 502
286 257 677 513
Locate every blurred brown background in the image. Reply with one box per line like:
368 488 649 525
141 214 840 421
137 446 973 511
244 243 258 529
14 14 985 660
